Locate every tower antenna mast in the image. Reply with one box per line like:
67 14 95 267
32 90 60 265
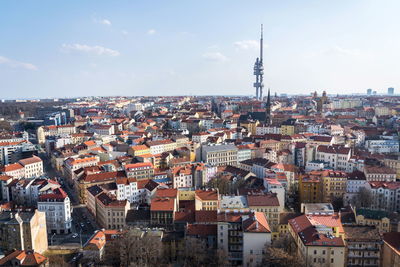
253 24 264 100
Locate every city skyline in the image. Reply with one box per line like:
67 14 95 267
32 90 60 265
1 0 400 98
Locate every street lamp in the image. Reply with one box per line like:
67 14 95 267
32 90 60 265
50 233 56 246
79 227 83 249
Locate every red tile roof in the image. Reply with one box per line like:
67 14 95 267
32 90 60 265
150 198 175 211
247 193 280 207
288 214 345 247
125 162 153 169
317 145 351 155
195 189 218 201
18 155 42 166
79 171 126 183
0 250 47 266
2 163 23 172
243 212 271 233
85 230 106 249
383 232 400 253
155 188 177 198
195 210 218 223
38 188 68 201
187 224 217 236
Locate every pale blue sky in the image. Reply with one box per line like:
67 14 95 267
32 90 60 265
0 0 399 98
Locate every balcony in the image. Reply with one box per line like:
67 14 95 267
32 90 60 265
228 252 243 260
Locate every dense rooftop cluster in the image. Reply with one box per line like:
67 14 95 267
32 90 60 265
0 93 400 266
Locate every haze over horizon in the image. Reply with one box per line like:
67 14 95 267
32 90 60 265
1 0 399 98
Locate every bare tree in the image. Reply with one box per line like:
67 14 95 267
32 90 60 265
261 246 305 267
206 177 230 194
212 248 230 266
47 254 69 267
181 236 209 266
351 187 373 209
272 233 297 254
138 234 163 266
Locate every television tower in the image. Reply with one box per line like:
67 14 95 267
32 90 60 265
253 24 264 100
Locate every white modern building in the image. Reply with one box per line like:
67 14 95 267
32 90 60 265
38 187 72 234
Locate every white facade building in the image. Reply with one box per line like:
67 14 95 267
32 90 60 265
38 188 72 234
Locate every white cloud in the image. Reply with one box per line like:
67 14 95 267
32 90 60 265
234 40 260 50
61 44 120 56
100 19 111 26
93 17 112 26
202 52 228 62
0 56 38 70
121 30 129 36
147 29 156 35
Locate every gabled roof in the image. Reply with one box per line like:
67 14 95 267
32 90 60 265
0 250 47 266
84 230 106 250
38 188 68 201
2 163 23 172
242 212 271 233
288 214 345 247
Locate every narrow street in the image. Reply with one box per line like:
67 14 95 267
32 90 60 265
40 152 99 246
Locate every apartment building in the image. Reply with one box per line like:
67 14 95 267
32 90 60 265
288 214 345 267
201 144 238 167
1 155 44 179
90 124 115 135
5 178 61 206
192 132 211 144
369 181 400 212
365 139 399 154
146 139 177 154
343 225 381 267
246 193 281 232
315 145 351 171
0 210 48 253
354 208 391 233
242 212 272 267
37 187 72 234
299 175 323 203
124 161 152 177
37 124 76 144
64 155 100 179
195 189 219 211
344 170 371 206
321 170 347 203
75 171 126 203
364 166 397 182
0 140 37 166
127 144 150 157
171 165 193 189
217 211 271 266
95 192 129 229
